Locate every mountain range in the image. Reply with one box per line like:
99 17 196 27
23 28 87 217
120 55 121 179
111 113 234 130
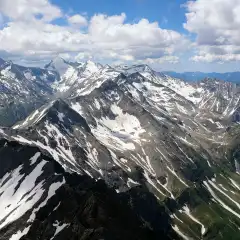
163 71 240 83
0 56 240 240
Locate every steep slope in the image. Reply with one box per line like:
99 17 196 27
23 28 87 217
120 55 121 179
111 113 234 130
66 63 119 97
45 57 74 76
10 99 116 185
5 92 240 239
114 67 240 158
0 138 179 240
2 59 240 239
45 57 82 93
9 80 213 198
0 60 57 127
197 78 240 123
116 72 196 126
0 58 59 86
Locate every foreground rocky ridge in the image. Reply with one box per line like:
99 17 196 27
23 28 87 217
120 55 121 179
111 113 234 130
0 57 240 239
0 139 180 240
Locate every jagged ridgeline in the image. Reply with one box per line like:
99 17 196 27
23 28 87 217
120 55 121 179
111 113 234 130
0 57 240 239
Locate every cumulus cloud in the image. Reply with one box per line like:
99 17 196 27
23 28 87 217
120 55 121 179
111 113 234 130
142 56 179 64
68 14 88 27
0 0 189 65
0 0 62 22
184 0 240 62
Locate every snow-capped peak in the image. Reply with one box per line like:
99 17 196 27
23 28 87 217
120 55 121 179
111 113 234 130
83 60 101 74
0 57 6 67
45 57 70 76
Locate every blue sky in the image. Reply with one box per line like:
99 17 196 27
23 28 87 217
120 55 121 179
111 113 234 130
0 0 239 72
52 0 187 32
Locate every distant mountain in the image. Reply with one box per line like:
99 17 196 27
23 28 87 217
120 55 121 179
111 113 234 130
0 58 60 126
163 71 240 83
1 57 240 239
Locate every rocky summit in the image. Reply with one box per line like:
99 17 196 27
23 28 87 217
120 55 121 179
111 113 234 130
0 57 240 240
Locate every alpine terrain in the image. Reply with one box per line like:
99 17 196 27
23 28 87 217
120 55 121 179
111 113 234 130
0 57 240 240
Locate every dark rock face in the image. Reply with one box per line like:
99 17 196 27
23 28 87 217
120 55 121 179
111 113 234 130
0 139 177 240
119 187 178 239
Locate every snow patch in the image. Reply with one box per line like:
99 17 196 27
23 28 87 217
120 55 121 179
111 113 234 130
30 152 41 165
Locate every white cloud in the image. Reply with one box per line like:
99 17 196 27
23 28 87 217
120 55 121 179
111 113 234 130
68 14 88 27
89 13 186 50
184 0 240 62
191 45 240 62
191 53 240 63
137 56 179 64
0 0 62 22
0 0 189 65
58 53 71 60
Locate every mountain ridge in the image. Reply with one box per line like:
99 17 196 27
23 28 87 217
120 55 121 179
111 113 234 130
0 57 240 239
0 138 179 240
